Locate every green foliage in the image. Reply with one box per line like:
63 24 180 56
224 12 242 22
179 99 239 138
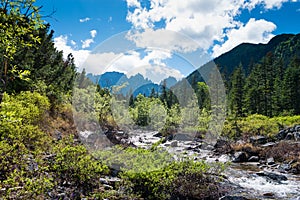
196 82 210 110
120 157 226 199
0 92 50 149
0 0 45 97
52 140 109 185
96 146 226 199
229 65 245 117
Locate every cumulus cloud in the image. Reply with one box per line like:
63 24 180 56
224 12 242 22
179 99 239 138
212 18 276 57
81 30 97 49
125 0 294 57
90 30 97 38
79 17 91 23
54 35 90 68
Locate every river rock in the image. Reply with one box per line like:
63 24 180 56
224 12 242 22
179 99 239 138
214 139 232 153
173 133 193 141
294 132 300 141
276 129 288 140
220 196 249 200
103 184 113 190
99 178 109 185
249 135 267 145
153 132 162 137
248 156 259 162
278 163 291 172
261 142 276 147
256 171 287 182
170 140 178 147
267 157 275 165
233 152 248 163
285 132 294 140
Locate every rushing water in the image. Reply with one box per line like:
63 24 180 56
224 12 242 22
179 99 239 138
127 130 300 200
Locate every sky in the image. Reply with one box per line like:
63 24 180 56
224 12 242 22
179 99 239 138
37 0 300 83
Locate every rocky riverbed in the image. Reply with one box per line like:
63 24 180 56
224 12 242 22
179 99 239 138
78 125 300 199
125 129 300 200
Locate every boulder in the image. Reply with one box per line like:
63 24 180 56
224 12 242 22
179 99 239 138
153 132 162 137
233 152 248 163
256 171 287 182
285 132 294 140
276 129 288 140
214 139 232 153
249 135 267 145
173 133 193 141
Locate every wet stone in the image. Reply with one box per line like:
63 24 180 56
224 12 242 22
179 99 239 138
267 157 275 165
248 156 259 162
233 152 248 163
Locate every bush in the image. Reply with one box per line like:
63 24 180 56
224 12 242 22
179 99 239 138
96 146 227 199
223 114 280 139
52 138 109 188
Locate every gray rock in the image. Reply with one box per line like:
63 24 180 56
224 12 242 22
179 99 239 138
261 142 276 147
295 125 300 131
294 132 300 141
103 184 113 190
170 140 178 147
267 157 275 165
285 132 294 140
250 135 267 145
256 171 287 182
248 156 259 162
233 152 248 163
278 163 291 172
220 196 249 200
276 129 288 140
100 178 108 184
173 133 193 141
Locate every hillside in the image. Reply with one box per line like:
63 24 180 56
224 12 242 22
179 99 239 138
187 33 300 83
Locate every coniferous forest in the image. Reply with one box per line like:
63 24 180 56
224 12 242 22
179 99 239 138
1 0 300 199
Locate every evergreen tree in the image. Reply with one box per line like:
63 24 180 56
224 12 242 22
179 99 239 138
196 82 210 110
283 56 300 114
229 64 245 117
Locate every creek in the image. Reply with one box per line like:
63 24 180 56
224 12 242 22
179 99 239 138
128 130 300 200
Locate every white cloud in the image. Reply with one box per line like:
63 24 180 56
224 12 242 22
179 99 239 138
71 40 76 46
126 0 141 8
126 29 199 53
212 18 276 57
108 16 113 22
125 0 293 56
81 39 94 49
80 30 97 49
54 35 90 68
79 17 91 23
90 30 97 38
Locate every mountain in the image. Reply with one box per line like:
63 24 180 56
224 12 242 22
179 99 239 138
86 71 128 88
87 72 179 97
160 76 178 88
186 33 300 84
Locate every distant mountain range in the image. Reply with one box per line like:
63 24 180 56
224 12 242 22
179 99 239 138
86 72 178 97
86 33 300 96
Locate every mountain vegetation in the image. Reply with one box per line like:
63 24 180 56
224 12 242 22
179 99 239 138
1 0 300 199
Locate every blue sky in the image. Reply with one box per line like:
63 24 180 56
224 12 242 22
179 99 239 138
37 0 300 82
